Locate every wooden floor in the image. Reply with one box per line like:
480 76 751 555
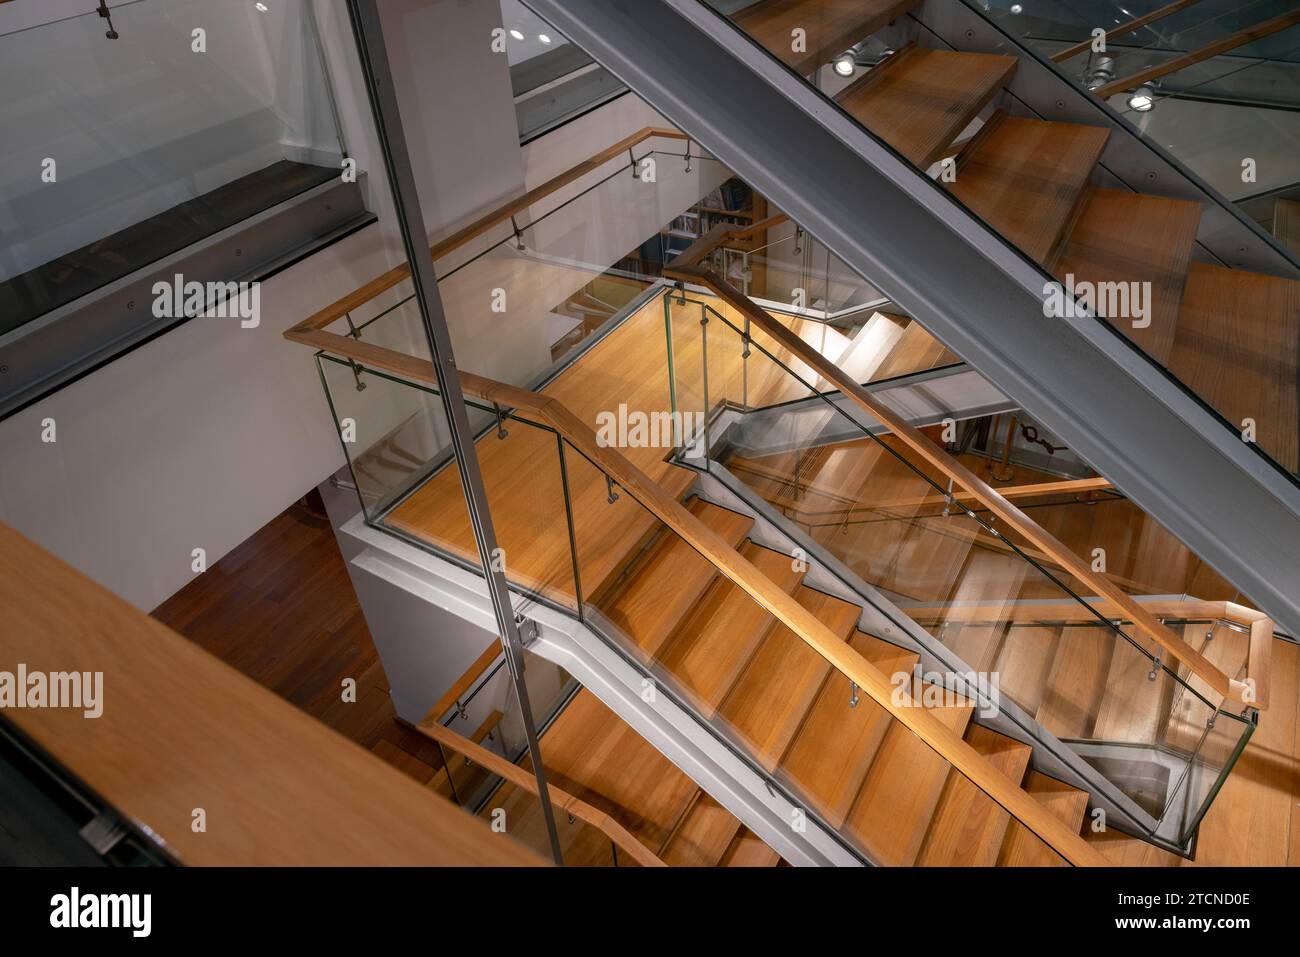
152 492 451 789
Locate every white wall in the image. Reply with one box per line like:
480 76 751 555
0 0 711 615
0 0 526 611
0 0 340 280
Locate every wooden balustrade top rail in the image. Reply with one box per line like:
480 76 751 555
408 719 667 867
0 523 542 866
664 225 1236 704
279 317 1107 864
287 126 689 342
904 596 1272 710
1051 0 1206 63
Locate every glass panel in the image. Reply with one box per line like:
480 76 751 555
419 144 731 391
566 433 1080 864
665 289 1244 843
0 0 344 326
693 0 1300 483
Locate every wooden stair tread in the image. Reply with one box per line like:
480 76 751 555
1035 625 1115 740
916 723 1032 866
1275 198 1300 257
997 770 1090 867
1090 631 1169 745
836 47 1017 168
842 695 974 865
718 585 860 771
720 826 783 866
1053 187 1203 364
779 631 919 826
657 541 804 715
941 622 1006 671
949 115 1109 264
868 319 961 382
993 624 1060 716
526 689 702 856
660 792 746 867
734 0 917 75
1168 262 1300 473
601 498 753 657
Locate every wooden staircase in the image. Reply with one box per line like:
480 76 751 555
477 492 1130 866
723 0 1300 474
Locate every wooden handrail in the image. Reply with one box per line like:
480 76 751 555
283 319 1107 863
288 126 689 339
666 243 1235 703
904 596 1271 710
1051 0 1206 63
408 719 667 867
0 523 542 866
735 469 1115 523
421 641 502 724
1094 8 1300 98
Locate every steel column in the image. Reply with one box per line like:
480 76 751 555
345 0 564 866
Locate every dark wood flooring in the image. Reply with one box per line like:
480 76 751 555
151 490 448 788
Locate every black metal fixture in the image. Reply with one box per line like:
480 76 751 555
96 1 120 39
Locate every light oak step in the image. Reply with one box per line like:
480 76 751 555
718 584 861 770
992 623 1061 716
734 0 918 75
1275 197 1300 256
660 791 745 867
836 46 1017 168
720 826 783 867
1052 187 1202 364
916 723 1032 865
841 693 975 865
867 319 960 382
513 690 703 859
1035 624 1115 740
1091 630 1171 745
949 114 1109 264
779 631 920 826
1167 262 1300 473
600 498 753 657
997 770 1090 867
656 541 805 716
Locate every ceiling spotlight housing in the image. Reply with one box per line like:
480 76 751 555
833 53 856 77
1128 83 1156 112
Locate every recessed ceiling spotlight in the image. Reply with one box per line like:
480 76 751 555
1128 83 1156 111
509 29 524 40
255 2 268 11
538 33 552 44
1010 3 1024 13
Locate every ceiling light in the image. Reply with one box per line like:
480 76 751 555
538 33 552 44
255 1 268 10
833 53 856 77
509 29 524 40
1010 3 1023 13
1128 84 1155 111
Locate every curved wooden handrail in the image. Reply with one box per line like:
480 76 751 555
1051 0 1206 63
666 242 1236 704
408 719 667 867
287 126 689 340
421 641 503 724
286 319 1106 863
904 596 1271 710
